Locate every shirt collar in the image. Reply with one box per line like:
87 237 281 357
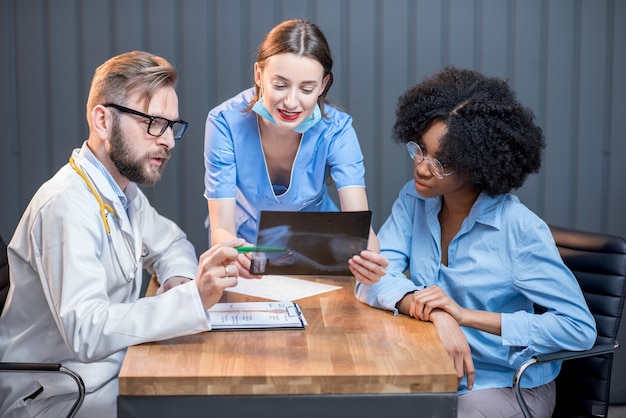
420 189 508 231
81 143 131 211
466 192 509 230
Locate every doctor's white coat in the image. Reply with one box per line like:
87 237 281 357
0 143 211 416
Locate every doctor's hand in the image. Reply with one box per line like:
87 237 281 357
233 243 263 280
195 238 245 310
348 250 389 286
156 276 192 295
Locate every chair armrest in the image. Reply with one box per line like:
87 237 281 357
0 362 85 418
512 341 619 418
533 342 619 364
0 362 63 372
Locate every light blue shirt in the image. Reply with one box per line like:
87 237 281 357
355 180 596 394
204 88 366 242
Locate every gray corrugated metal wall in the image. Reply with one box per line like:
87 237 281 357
1 0 625 403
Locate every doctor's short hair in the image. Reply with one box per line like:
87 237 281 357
392 65 545 196
86 50 178 124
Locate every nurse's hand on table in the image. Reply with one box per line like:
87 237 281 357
348 250 389 286
195 238 246 310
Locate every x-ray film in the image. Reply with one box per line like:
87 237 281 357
250 211 372 276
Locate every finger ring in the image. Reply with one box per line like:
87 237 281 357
224 265 230 277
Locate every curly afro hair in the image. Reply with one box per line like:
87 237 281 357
392 65 545 196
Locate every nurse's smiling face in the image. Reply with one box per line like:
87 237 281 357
254 52 329 131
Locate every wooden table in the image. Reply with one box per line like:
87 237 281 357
118 276 458 417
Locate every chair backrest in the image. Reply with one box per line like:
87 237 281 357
549 225 626 417
0 234 9 313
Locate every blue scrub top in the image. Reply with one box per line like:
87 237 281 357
204 88 366 242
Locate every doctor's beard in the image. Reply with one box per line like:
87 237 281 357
108 118 170 186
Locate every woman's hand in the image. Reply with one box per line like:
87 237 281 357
429 310 475 390
409 285 464 324
348 250 389 285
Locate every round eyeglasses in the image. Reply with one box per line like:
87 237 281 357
104 103 189 140
406 141 455 179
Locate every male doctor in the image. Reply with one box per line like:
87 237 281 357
0 51 245 417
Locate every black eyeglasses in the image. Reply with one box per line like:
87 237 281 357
103 103 188 140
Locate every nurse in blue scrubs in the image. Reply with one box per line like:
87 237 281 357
203 19 388 282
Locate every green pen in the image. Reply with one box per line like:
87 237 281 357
236 246 288 253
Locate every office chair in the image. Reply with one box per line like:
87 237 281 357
0 234 86 418
513 225 626 418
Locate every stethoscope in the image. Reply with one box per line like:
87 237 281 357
69 156 147 283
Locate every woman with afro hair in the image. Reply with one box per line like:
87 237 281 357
355 66 596 417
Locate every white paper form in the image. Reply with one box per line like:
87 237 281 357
226 275 341 301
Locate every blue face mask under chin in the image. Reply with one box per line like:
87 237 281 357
252 98 322 134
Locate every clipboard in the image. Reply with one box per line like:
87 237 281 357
208 301 305 330
249 210 372 276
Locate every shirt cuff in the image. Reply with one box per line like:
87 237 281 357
501 311 531 346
